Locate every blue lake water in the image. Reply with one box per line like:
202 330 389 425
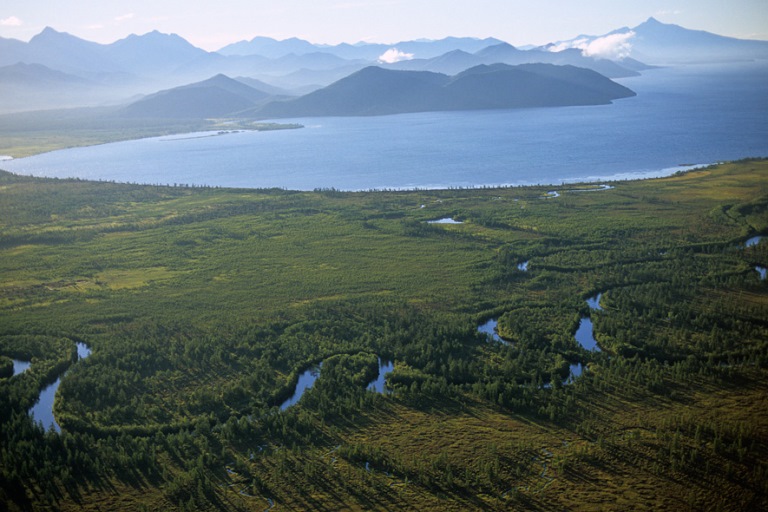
3 62 767 190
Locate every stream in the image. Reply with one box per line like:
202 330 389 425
28 342 91 433
279 356 394 410
478 318 509 345
744 236 765 280
477 292 604 386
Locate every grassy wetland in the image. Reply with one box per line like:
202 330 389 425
0 159 767 510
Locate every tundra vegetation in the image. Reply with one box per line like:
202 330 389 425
0 159 766 511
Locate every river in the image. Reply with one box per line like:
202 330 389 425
29 342 91 433
279 356 394 410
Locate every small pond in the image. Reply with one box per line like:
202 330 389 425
574 318 601 352
427 217 463 224
29 342 91 433
517 261 529 271
566 363 585 383
12 359 31 376
757 266 767 281
745 235 764 248
478 318 509 345
586 293 603 311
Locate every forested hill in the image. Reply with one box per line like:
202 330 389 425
254 63 636 118
120 74 275 119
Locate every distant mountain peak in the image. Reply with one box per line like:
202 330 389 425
488 42 516 50
31 26 71 42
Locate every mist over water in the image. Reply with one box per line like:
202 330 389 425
4 62 767 190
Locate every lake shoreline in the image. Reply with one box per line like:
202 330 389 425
0 159 727 193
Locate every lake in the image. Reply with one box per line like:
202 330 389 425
3 61 767 190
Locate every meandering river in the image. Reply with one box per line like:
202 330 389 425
278 356 394 410
29 342 91 433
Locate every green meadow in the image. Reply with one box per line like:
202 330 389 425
1 159 767 510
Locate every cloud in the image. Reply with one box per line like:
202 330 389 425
378 48 414 64
583 32 635 60
548 38 589 53
550 31 635 60
115 13 135 23
1 16 22 27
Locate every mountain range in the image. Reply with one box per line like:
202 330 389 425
120 63 635 120
0 18 766 115
121 74 276 119
256 63 636 118
552 17 768 64
218 36 506 61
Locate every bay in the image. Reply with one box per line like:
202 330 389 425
3 62 767 190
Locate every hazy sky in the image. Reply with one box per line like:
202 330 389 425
2 0 767 50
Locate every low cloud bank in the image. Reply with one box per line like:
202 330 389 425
1 16 23 27
550 31 635 60
378 48 414 64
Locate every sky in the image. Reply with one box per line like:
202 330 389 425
1 0 767 51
